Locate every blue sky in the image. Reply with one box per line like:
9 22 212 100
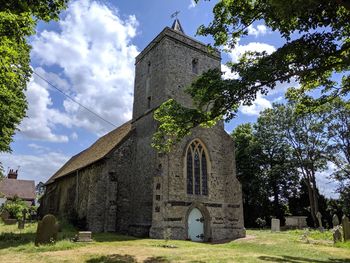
0 0 339 197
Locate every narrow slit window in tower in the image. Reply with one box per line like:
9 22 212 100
147 96 151 109
192 58 198 74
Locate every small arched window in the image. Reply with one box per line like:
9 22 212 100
186 140 208 195
192 58 198 74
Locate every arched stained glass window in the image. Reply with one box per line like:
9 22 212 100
186 140 208 195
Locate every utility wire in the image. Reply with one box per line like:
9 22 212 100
33 71 117 128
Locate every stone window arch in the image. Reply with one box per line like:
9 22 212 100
186 139 209 195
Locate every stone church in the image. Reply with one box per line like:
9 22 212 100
40 20 245 242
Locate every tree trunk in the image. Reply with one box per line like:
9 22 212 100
305 178 317 227
311 172 320 226
273 184 280 219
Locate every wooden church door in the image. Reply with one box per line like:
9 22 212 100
188 208 204 241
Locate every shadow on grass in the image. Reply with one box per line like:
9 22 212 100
0 232 35 249
93 233 140 242
86 254 170 263
0 228 77 250
258 255 350 263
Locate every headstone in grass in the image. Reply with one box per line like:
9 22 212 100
332 226 342 243
76 231 93 242
271 219 280 232
1 210 10 221
342 215 350 242
18 208 27 229
332 214 340 227
316 211 323 228
35 214 59 246
18 220 25 229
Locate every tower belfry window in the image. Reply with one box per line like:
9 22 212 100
186 140 209 195
192 58 198 74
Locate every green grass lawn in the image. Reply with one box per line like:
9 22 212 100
0 222 349 262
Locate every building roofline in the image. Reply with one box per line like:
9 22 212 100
135 27 221 64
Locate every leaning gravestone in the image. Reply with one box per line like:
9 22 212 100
271 219 280 232
316 211 323 228
332 214 340 227
35 214 59 246
342 215 350 242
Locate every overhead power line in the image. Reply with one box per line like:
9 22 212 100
33 71 117 128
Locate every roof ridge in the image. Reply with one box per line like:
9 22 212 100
46 120 133 185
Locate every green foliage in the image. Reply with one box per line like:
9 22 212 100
152 97 223 152
339 187 350 215
153 0 350 151
255 217 267 229
0 0 68 154
325 98 350 183
254 107 299 219
1 197 29 220
232 123 271 227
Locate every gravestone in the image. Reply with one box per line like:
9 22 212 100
35 214 59 246
316 211 323 228
285 216 307 229
1 210 10 221
22 208 27 221
76 231 93 242
18 208 27 229
342 215 350 242
333 226 342 243
18 220 25 229
271 219 280 232
332 214 340 227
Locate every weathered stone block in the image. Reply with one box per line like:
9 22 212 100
271 219 280 232
285 216 308 229
76 231 92 242
342 215 350 242
35 214 59 246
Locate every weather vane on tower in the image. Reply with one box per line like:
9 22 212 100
171 11 180 19
170 11 184 33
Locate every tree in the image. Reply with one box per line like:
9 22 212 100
0 0 68 153
254 107 299 220
325 98 350 215
153 0 350 151
276 102 329 226
232 123 271 227
326 98 350 183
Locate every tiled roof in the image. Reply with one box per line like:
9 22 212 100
0 179 35 200
46 121 133 184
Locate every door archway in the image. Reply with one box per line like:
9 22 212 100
187 208 204 241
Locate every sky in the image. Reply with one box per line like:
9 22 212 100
0 0 339 198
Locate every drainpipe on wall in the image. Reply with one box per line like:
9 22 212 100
76 170 79 210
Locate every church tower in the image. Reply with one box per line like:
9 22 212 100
131 20 245 241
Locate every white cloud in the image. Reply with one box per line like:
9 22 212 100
26 0 139 140
316 162 339 198
247 24 268 37
28 143 50 153
228 41 276 63
268 78 300 96
1 152 69 183
240 92 272 116
20 70 70 142
188 0 196 9
71 132 78 140
221 64 239 80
